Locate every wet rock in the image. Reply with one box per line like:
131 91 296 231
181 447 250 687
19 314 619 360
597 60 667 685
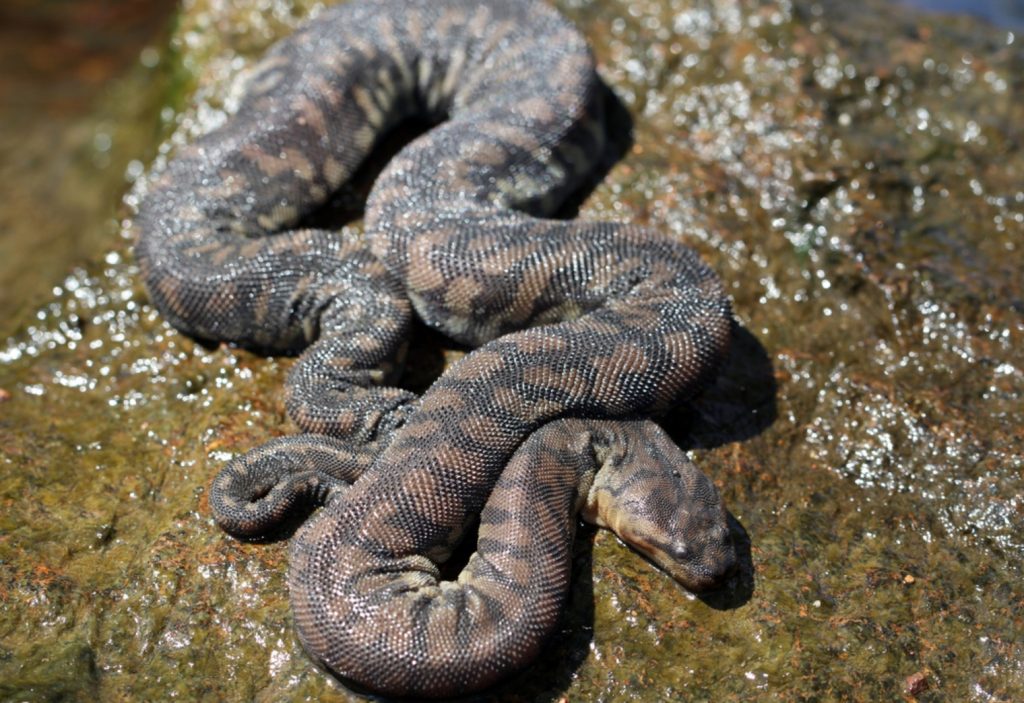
906 669 930 696
1 0 1021 701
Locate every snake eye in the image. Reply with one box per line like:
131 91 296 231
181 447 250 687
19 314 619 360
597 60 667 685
671 542 691 561
671 469 681 478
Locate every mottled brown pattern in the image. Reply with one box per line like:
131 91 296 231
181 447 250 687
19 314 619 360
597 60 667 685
137 0 736 697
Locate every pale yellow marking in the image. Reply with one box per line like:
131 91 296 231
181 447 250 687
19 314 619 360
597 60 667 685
375 14 413 93
290 94 328 135
352 124 377 151
467 3 491 37
468 139 512 166
476 121 541 151
351 84 384 129
282 147 315 182
246 54 290 94
306 74 339 107
240 144 291 177
417 56 435 105
405 8 423 44
323 156 346 188
239 238 266 259
518 96 557 124
439 46 467 103
375 66 396 105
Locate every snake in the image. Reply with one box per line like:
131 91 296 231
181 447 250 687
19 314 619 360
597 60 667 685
133 0 737 698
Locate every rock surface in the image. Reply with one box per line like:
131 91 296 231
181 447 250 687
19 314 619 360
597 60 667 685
1 0 1021 701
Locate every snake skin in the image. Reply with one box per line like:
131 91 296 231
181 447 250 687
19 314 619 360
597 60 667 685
135 0 736 697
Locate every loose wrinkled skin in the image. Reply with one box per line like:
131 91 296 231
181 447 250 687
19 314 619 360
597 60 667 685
136 0 736 697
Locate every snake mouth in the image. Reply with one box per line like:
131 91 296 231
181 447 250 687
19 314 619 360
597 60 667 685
625 534 737 592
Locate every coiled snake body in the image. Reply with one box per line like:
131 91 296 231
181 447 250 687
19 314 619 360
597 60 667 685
134 0 736 697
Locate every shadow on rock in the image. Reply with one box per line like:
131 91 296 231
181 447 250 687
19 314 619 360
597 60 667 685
697 513 756 611
665 322 778 451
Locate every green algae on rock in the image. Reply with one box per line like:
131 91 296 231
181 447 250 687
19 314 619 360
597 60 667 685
1 0 1022 701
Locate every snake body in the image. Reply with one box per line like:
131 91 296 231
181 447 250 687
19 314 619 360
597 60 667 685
135 0 736 697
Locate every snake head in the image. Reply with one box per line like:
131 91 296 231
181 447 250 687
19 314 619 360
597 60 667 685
583 421 736 592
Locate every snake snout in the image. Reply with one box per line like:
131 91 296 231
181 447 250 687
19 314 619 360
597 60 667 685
704 534 738 583
671 535 736 592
